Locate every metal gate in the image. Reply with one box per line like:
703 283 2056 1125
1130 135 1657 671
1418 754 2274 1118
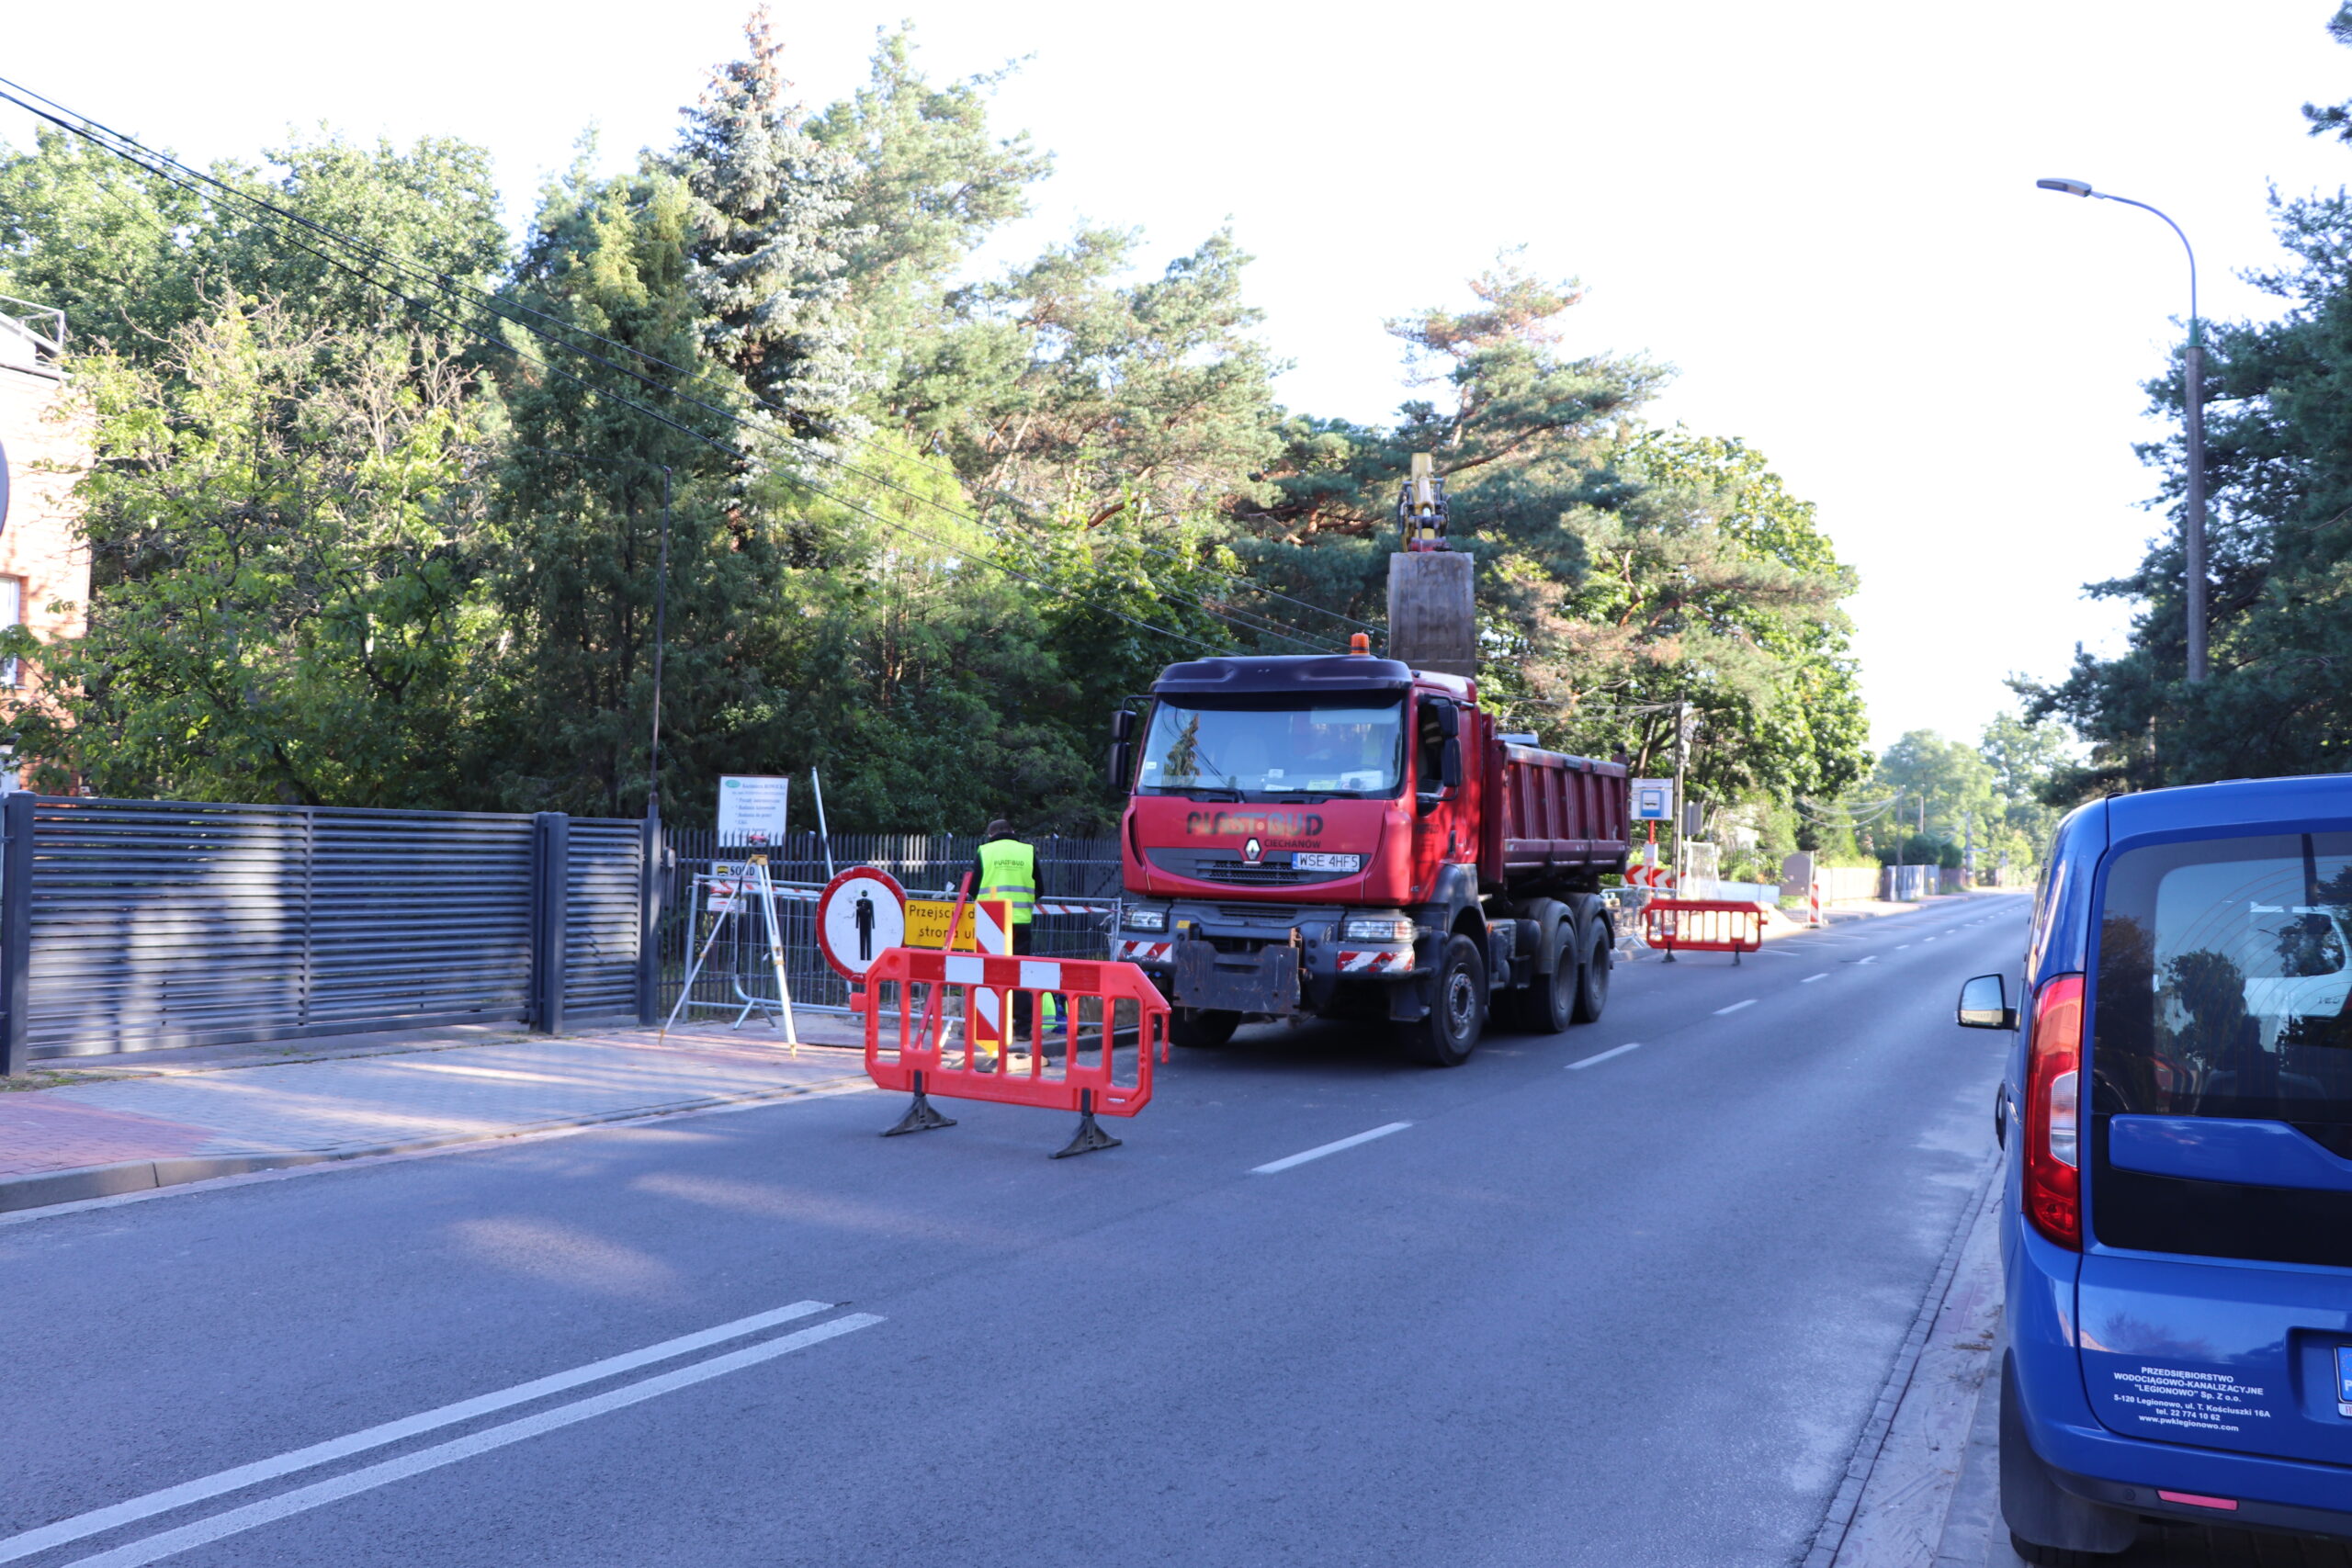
0 795 644 1063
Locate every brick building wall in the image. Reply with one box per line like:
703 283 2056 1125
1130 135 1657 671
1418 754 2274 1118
0 310 95 784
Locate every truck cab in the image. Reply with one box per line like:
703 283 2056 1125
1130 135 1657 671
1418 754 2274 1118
1107 650 1629 1064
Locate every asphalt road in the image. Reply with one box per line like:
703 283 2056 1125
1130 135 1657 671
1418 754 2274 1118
0 897 2030 1568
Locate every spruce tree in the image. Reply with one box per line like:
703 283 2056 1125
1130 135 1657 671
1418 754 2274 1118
670 9 866 449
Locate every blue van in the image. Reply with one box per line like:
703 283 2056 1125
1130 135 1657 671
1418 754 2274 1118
1960 777 2352 1561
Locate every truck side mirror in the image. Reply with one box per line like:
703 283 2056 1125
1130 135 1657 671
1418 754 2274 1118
1111 708 1136 742
1956 973 2017 1031
1435 704 1460 739
1105 741 1133 793
1440 737 1464 790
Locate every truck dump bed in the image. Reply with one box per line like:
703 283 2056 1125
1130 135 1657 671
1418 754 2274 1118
1478 739 1630 894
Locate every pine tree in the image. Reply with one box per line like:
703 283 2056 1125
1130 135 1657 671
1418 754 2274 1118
670 9 866 450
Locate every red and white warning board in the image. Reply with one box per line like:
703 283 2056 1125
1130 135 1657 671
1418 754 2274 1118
815 866 908 980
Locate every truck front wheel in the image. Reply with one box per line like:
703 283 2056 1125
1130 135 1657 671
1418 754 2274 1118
1170 1008 1240 1049
1403 935 1487 1066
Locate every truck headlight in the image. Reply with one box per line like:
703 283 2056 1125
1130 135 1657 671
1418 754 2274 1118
1124 908 1168 932
1341 914 1415 944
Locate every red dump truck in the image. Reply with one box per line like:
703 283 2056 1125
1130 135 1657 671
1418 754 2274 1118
1103 649 1631 1065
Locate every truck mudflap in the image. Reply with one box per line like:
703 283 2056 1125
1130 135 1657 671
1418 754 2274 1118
1172 937 1299 1016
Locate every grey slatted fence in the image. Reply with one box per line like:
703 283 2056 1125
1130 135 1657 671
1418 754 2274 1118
0 795 643 1064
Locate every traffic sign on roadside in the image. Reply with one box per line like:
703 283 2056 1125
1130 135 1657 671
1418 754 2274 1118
904 898 983 951
1631 779 1675 821
816 866 907 979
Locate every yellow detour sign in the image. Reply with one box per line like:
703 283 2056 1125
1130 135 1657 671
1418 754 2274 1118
904 898 980 952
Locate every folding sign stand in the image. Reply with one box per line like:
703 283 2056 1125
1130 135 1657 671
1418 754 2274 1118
661 855 799 1053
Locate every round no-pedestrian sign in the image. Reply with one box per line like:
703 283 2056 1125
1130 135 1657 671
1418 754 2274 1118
815 866 907 980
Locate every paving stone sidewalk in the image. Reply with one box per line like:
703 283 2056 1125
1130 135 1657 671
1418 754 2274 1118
0 1025 873 1213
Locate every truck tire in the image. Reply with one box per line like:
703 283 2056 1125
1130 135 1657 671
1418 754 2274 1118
1170 1008 1240 1049
1572 926 1611 1023
1510 920 1576 1034
1403 934 1486 1066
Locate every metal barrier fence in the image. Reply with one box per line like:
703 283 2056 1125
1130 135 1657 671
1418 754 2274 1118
650 829 1123 1024
1 795 644 1065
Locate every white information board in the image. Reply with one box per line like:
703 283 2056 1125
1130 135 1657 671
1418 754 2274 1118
718 774 791 844
1630 778 1675 822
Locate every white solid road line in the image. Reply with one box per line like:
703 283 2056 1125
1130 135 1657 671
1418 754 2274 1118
1713 998 1757 1015
1252 1122 1413 1174
1802 973 1828 984
0 1301 837 1565
1859 955 1880 964
1566 1043 1642 1070
55 1314 884 1568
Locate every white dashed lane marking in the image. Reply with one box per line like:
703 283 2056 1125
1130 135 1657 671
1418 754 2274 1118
1252 1122 1413 1175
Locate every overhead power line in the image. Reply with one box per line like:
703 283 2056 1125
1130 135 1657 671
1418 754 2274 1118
0 73 1370 651
0 84 1298 660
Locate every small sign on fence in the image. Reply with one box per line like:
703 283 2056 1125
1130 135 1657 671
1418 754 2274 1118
718 774 791 844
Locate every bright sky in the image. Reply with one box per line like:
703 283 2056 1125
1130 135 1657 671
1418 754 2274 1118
7 1 2348 753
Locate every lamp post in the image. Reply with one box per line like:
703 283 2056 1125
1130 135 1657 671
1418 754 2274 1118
2036 176 2207 682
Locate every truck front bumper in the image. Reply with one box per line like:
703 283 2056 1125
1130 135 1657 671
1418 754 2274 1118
1112 902 1427 1015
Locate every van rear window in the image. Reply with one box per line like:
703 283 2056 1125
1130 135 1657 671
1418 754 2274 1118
2095 832 2352 1125
2095 833 2352 1264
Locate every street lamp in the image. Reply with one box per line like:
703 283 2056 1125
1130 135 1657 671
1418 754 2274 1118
2036 176 2208 682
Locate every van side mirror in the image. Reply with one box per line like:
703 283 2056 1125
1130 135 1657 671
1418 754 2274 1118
1105 741 1133 793
1111 708 1136 742
1440 737 1464 790
1957 974 2017 1031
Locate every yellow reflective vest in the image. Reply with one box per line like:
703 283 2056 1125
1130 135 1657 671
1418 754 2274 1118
976 838 1038 925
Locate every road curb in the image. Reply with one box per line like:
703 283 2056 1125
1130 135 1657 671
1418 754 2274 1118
0 1075 872 1216
1804 1155 2002 1568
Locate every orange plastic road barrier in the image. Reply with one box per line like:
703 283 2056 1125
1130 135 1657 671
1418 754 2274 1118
1641 899 1765 964
854 945 1170 1158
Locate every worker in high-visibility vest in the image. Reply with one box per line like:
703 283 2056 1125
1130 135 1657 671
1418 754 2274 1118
967 819 1057 1042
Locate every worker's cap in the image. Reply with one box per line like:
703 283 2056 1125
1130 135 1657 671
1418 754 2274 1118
985 818 1013 839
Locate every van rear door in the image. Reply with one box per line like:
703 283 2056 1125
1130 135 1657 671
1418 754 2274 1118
2080 829 2352 1467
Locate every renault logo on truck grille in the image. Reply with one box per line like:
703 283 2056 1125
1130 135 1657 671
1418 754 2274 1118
1243 836 1263 864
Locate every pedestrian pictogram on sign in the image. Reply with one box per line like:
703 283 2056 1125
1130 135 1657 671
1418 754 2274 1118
815 866 908 980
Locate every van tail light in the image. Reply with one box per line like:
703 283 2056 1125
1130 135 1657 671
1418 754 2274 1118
2023 973 2085 1249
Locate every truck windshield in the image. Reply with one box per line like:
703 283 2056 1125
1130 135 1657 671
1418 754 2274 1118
2094 831 2352 1124
1135 696 1405 798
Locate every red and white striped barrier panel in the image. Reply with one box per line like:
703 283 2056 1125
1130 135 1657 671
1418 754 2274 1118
1114 937 1172 964
1809 881 1822 927
1624 863 1679 891
855 944 1170 1157
1639 899 1764 964
1337 948 1415 975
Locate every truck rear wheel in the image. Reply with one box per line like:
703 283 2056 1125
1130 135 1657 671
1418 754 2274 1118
1572 927 1611 1023
1403 935 1486 1066
1510 921 1575 1035
1170 1008 1240 1049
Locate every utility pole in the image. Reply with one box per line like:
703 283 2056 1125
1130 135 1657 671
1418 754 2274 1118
1671 701 1692 891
